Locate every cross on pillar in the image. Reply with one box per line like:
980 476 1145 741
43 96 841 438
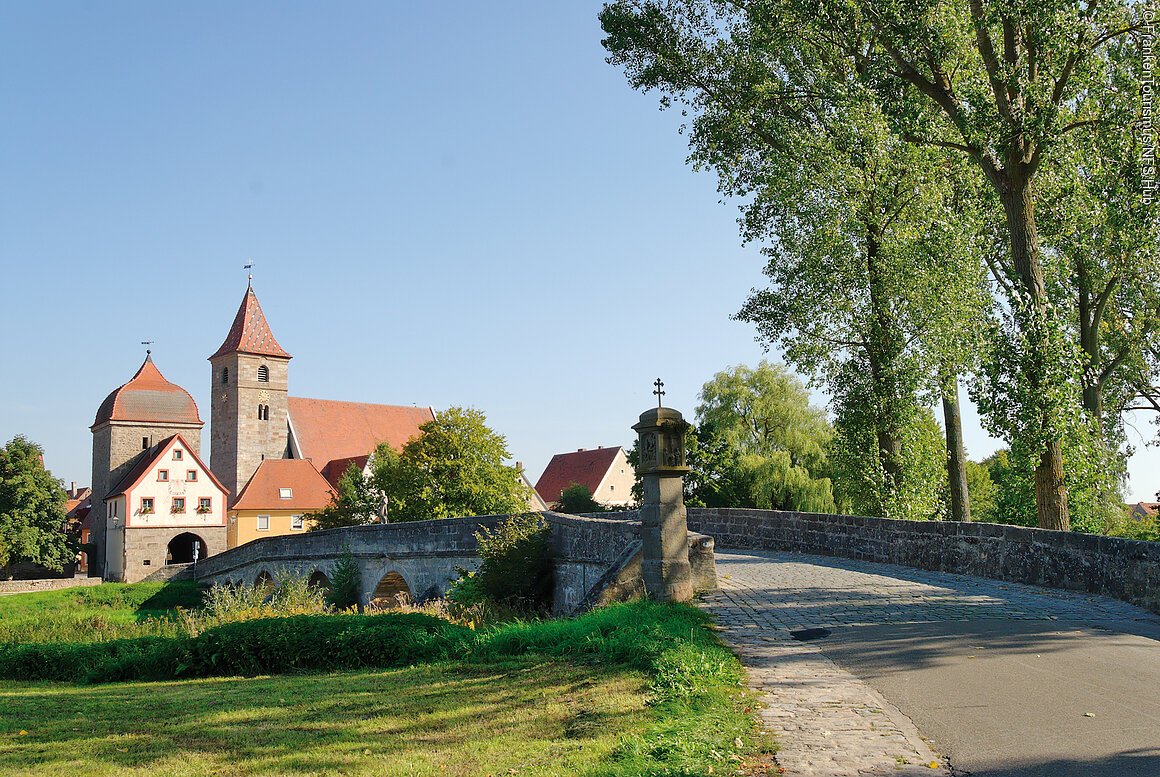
653 378 665 408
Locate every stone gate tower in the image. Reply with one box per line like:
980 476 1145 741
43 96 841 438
90 354 204 577
209 282 292 499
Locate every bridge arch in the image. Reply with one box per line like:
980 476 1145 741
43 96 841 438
369 571 411 609
255 570 275 594
308 570 332 594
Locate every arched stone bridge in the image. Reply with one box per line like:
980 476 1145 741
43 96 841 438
186 511 717 612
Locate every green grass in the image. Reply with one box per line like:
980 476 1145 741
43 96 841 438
0 659 650 776
0 582 204 644
0 585 778 774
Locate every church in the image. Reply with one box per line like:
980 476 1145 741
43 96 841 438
89 281 434 582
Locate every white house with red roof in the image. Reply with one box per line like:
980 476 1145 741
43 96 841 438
99 433 227 581
535 446 635 508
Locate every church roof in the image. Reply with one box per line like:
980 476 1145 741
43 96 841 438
535 446 623 505
232 459 334 512
209 284 291 360
92 355 203 429
288 397 434 473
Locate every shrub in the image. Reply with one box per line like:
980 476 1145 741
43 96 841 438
328 549 361 610
473 514 554 612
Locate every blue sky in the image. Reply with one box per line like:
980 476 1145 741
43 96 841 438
1 2 1156 502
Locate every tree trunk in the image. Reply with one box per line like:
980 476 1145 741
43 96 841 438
864 224 906 496
1000 180 1070 531
941 376 971 523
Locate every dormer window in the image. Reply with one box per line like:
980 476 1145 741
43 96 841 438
222 367 229 385
257 365 269 382
279 487 293 499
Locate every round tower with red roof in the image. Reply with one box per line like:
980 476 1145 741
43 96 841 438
89 352 205 578
208 281 292 500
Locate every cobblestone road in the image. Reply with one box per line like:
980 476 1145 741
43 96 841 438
698 549 1160 777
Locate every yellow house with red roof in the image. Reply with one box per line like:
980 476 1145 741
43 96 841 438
227 459 333 548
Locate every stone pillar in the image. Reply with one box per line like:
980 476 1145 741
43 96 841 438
633 406 693 602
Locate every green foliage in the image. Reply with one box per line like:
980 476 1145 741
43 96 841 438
556 483 606 514
373 407 529 522
0 436 75 573
327 548 361 610
0 581 203 644
964 460 999 524
196 572 329 627
694 362 836 512
830 401 948 521
473 514 553 612
309 462 384 530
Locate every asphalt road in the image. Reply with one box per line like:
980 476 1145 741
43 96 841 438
709 550 1160 777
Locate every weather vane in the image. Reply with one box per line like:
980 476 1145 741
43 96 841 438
653 378 665 408
244 259 254 286
141 340 154 355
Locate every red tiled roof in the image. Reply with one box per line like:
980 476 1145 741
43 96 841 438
92 355 203 428
1131 502 1160 518
209 284 291 360
288 397 433 473
319 455 370 490
534 447 622 505
232 459 334 512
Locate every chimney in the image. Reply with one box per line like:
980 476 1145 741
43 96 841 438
70 481 77 497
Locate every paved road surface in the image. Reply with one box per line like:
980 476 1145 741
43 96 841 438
701 550 1160 777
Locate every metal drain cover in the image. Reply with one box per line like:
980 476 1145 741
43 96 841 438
790 628 831 642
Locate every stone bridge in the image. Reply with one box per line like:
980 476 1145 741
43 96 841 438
188 511 716 613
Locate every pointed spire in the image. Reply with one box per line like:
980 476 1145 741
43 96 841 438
209 285 291 360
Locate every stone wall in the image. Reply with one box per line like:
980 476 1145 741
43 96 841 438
687 508 1160 614
191 510 717 613
0 576 103 594
122 526 229 584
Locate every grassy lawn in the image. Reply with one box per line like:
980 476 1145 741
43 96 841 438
0 582 204 643
0 659 655 777
0 583 777 775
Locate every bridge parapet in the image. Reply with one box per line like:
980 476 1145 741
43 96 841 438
688 508 1160 615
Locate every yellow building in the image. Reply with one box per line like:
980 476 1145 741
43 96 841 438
228 459 333 548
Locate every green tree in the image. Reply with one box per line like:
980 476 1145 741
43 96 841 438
601 3 986 522
694 363 836 513
373 407 528 522
556 483 606 514
601 0 1151 533
310 461 385 531
0 436 75 575
964 460 999 524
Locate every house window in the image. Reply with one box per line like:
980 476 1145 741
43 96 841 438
173 449 183 461
198 497 212 513
158 469 169 482
257 365 270 382
279 487 293 499
257 515 270 531
222 367 229 384
187 470 197 481
172 497 186 514
610 485 615 492
141 497 154 514
291 514 304 530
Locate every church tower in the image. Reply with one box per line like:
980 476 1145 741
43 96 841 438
209 282 292 500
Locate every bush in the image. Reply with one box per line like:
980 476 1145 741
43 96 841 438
473 514 554 612
328 549 361 610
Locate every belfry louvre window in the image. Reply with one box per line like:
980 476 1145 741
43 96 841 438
222 367 229 385
258 404 270 421
257 365 269 382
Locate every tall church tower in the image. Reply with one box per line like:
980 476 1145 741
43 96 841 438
209 282 292 499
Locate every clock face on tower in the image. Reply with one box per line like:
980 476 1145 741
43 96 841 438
257 390 270 404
